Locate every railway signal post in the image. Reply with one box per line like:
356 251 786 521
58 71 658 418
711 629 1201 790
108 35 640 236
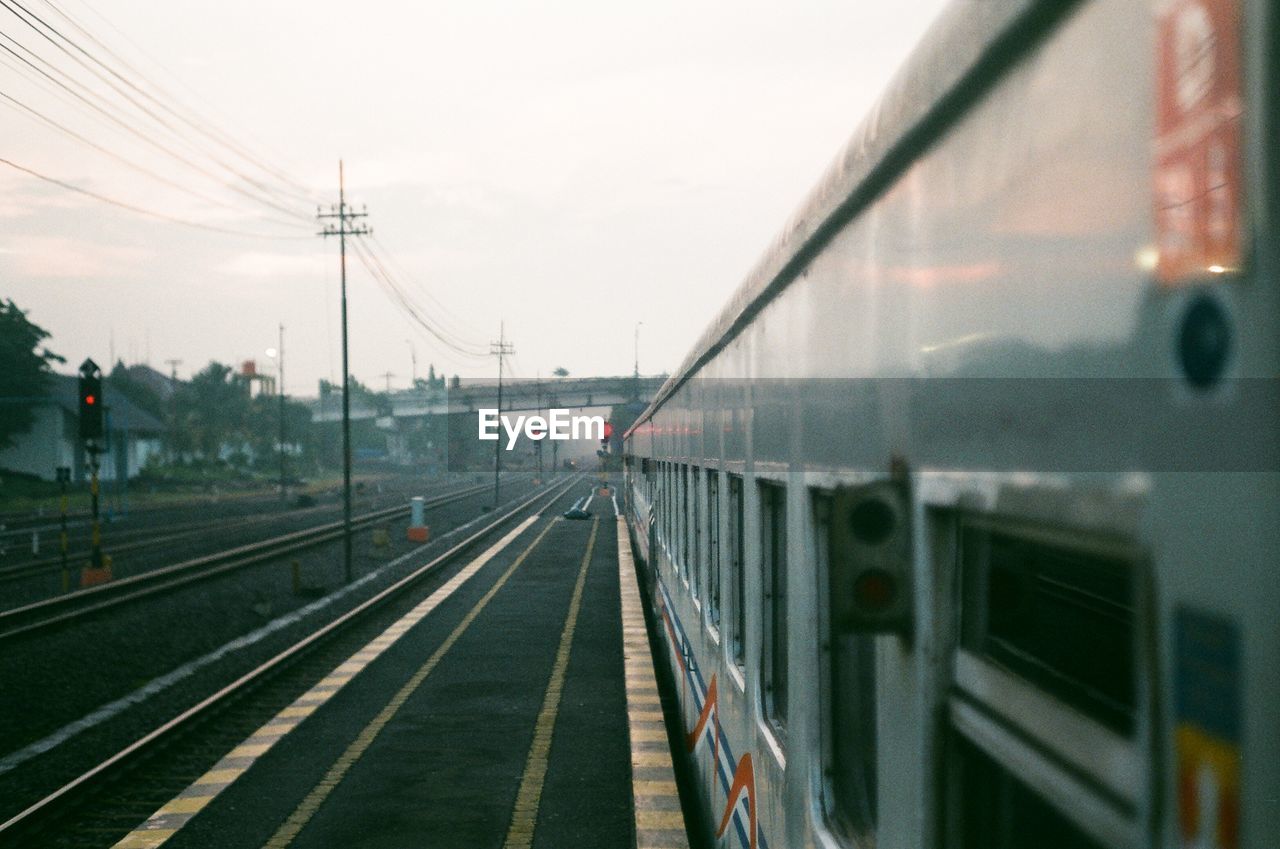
77 359 110 586
56 466 70 593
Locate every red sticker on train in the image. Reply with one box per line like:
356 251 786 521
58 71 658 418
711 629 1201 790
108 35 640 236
1154 0 1244 284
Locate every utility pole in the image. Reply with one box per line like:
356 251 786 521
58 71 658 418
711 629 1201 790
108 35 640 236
633 320 643 399
318 160 371 584
407 340 417 386
164 358 182 464
634 321 642 379
489 323 515 508
535 372 543 483
278 323 287 502
379 371 396 394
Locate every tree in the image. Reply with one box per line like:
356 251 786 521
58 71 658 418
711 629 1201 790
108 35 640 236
552 367 569 378
171 362 251 460
416 365 445 391
0 299 63 450
245 394 315 471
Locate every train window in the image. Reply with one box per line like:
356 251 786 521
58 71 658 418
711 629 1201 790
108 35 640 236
668 463 678 571
645 458 654 508
691 467 702 602
956 739 1105 849
661 462 671 551
672 463 682 578
672 464 678 556
728 474 745 671
760 481 788 733
814 493 877 844
707 472 721 631
959 520 1137 735
656 462 663 545
680 464 690 583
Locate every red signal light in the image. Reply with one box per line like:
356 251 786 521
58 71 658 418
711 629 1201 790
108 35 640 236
603 421 613 439
852 569 897 612
84 395 96 406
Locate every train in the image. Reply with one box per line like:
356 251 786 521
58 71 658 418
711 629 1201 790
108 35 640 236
622 1 1276 848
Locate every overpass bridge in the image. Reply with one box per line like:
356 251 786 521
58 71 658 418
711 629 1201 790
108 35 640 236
305 375 665 424
304 375 664 467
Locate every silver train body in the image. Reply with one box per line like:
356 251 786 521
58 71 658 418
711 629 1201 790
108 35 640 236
622 1 1277 847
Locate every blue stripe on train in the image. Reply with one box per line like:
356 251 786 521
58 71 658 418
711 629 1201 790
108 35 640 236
656 576 768 849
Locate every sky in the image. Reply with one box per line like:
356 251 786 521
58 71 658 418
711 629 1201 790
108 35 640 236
1 0 949 395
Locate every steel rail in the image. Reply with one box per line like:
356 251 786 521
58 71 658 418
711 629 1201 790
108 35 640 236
0 482 493 643
0 483 436 584
0 474 578 840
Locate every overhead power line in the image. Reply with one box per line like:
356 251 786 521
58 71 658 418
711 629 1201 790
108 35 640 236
5 0 315 213
0 0 319 229
0 154 310 239
351 241 489 362
358 237 488 354
0 84 309 229
367 233 484 338
0 30 307 224
42 0 320 203
349 237 490 362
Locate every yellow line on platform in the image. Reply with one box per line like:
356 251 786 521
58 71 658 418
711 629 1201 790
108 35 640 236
110 512 545 849
261 517 563 849
502 517 600 849
617 516 691 849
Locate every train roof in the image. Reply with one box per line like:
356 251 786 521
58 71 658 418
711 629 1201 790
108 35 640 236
630 0 1047 433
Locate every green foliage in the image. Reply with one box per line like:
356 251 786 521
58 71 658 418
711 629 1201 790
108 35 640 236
244 394 314 469
169 362 320 471
0 299 63 450
170 362 251 459
552 366 569 377
412 364 447 392
319 374 388 409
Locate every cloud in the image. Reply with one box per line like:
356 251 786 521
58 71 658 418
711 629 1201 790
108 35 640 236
0 174 96 219
218 251 328 279
0 235 153 280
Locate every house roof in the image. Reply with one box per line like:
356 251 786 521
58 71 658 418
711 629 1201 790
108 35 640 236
118 363 179 400
48 374 166 434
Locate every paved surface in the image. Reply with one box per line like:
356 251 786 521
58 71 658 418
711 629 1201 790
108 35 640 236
618 515 691 849
115 481 689 849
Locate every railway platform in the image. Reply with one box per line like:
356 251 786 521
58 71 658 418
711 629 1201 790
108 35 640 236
106 480 693 849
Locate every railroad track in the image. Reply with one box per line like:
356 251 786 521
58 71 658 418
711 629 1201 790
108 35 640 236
0 482 494 644
0 484 430 585
0 476 408 532
0 474 580 848
0 512 309 585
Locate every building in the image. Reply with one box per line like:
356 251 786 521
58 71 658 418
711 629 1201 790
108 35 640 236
116 362 180 402
0 374 165 483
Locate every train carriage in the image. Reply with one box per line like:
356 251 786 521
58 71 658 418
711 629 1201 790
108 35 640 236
623 1 1276 848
